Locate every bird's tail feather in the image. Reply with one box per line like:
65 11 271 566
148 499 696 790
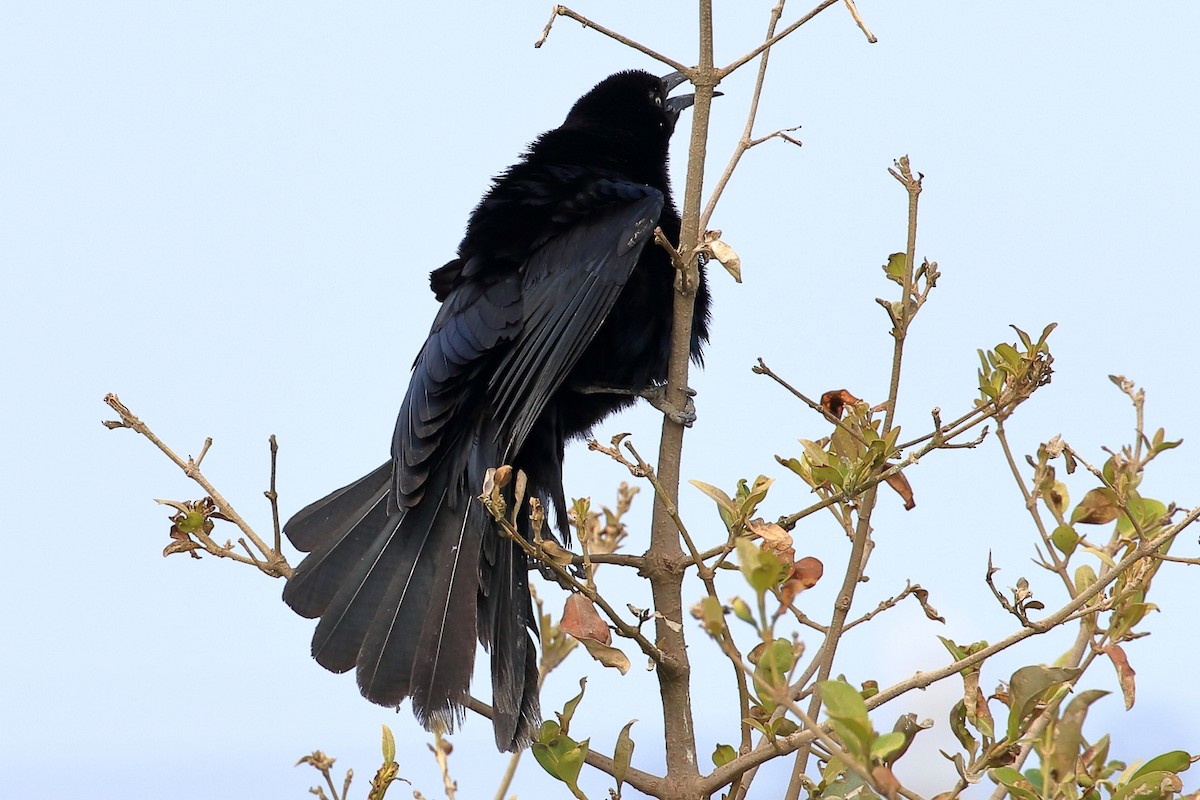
282 457 540 749
283 462 393 623
482 528 541 749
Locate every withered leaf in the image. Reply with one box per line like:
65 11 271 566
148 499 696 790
910 585 945 623
163 530 202 559
776 556 824 615
747 518 795 564
885 471 916 510
560 594 611 645
1102 644 1136 710
820 389 861 420
1071 488 1121 525
871 764 903 800
578 637 631 674
538 538 574 566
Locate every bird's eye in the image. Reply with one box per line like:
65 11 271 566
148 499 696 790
653 93 663 108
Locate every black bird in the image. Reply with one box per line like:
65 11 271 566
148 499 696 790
282 69 711 751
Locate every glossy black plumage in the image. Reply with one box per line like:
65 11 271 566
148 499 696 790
282 69 710 751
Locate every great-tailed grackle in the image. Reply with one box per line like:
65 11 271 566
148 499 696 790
282 69 710 751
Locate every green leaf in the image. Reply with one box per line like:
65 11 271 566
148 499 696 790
712 743 736 767
1051 524 1079 557
938 636 967 661
1048 689 1109 782
729 596 755 625
557 677 587 736
800 438 832 466
381 724 395 765
1006 666 1082 741
870 731 906 764
739 475 774 516
938 636 988 673
820 679 874 758
698 595 725 635
1111 770 1184 800
1132 750 1192 779
737 538 786 593
532 732 591 800
988 766 1041 800
613 720 636 792
753 638 797 711
883 252 906 283
1119 493 1168 535
820 756 875 800
689 480 739 529
1150 429 1183 454
995 343 1021 370
1075 564 1098 595
776 455 810 481
948 700 978 756
821 679 868 719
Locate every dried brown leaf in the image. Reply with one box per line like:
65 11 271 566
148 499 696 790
885 471 916 510
578 637 631 674
560 594 611 644
820 389 861 419
1102 644 1136 710
748 518 795 564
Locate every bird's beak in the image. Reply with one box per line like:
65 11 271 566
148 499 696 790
660 70 723 116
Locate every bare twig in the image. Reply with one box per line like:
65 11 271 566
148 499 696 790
700 0 792 233
103 393 292 579
842 0 878 43
753 358 872 447
533 5 687 71
721 0 841 76
431 731 457 800
266 434 283 557
781 157 924 800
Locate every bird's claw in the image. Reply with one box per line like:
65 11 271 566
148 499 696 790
640 384 698 427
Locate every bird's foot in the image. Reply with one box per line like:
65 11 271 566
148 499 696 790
640 384 698 427
572 382 698 426
534 559 585 587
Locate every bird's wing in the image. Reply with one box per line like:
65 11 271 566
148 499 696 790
390 265 523 509
489 183 664 458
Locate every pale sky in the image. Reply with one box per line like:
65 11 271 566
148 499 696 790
4 2 1198 798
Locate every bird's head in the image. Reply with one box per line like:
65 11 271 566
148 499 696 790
563 69 717 140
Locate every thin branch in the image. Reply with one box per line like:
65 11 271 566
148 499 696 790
623 440 706 572
103 393 292 579
753 358 873 447
533 5 687 71
842 0 878 43
429 731 456 800
721 0 841 76
700 0 791 233
995 423 1074 594
843 582 921 632
266 434 282 557
782 158 922 800
881 156 922 432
